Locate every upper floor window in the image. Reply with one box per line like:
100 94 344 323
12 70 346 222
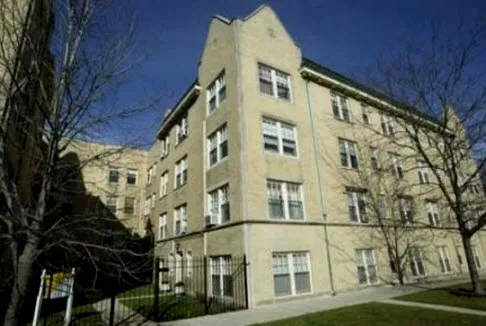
426 200 440 226
258 64 291 101
331 93 350 122
147 166 155 185
159 213 167 240
161 135 170 159
347 188 368 223
388 153 404 179
207 71 226 114
174 204 188 236
108 167 119 184
370 147 380 170
207 184 230 226
361 104 370 124
127 168 138 185
208 124 228 167
144 196 150 215
124 197 135 215
417 160 430 184
267 180 304 220
174 156 188 188
399 196 414 224
377 195 388 219
176 114 188 145
160 171 168 197
381 114 396 138
262 118 297 157
339 139 359 170
106 196 117 213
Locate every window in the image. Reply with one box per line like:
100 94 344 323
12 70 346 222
208 124 228 167
361 104 370 124
124 197 135 214
160 172 168 197
470 183 481 195
472 246 482 269
144 197 150 215
127 169 138 185
339 139 359 169
331 93 350 122
158 213 167 240
417 160 430 184
437 246 452 274
356 249 378 285
370 147 380 170
258 63 291 101
399 196 414 224
186 251 193 278
380 114 396 138
207 71 226 114
388 153 404 179
456 246 464 266
174 157 188 188
208 185 230 225
347 189 368 223
426 201 440 226
210 256 233 297
176 114 188 144
262 118 297 156
272 252 311 296
151 193 155 209
106 196 117 213
108 167 119 184
377 195 388 219
408 247 426 277
147 167 153 185
267 180 304 220
174 204 187 236
161 135 170 158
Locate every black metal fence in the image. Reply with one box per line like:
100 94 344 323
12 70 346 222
36 255 248 325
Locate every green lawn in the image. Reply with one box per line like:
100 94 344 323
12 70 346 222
118 283 153 299
121 294 240 321
253 302 486 326
34 303 105 326
395 280 486 311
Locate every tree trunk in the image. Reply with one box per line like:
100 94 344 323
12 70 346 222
462 235 484 295
4 240 38 326
396 259 405 285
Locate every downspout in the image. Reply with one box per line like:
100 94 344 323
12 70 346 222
304 80 335 295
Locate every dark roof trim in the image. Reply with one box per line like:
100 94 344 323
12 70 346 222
301 57 440 126
156 79 200 139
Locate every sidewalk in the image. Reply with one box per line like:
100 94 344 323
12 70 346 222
160 276 475 326
378 299 486 316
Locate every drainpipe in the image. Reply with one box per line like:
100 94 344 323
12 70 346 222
304 80 335 295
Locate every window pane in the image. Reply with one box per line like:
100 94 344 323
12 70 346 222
357 266 367 284
212 275 221 296
220 141 228 159
288 201 303 219
274 274 291 296
368 265 378 283
223 275 233 297
282 139 296 156
264 135 279 152
294 272 310 293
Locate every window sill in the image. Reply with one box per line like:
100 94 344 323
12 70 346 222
264 151 299 160
269 217 306 222
159 194 168 200
341 166 360 172
174 183 187 191
206 100 226 117
333 117 353 124
259 91 292 104
207 157 228 170
274 291 312 300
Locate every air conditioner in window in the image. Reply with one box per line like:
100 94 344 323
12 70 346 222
205 215 217 228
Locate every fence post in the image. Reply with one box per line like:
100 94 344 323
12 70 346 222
109 295 116 326
204 255 208 314
153 257 160 321
243 255 249 309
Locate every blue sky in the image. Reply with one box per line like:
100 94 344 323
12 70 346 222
110 0 485 146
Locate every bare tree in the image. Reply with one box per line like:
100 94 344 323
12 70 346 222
364 18 486 294
341 140 436 285
0 1 159 324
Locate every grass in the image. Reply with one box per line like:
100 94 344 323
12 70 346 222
121 293 240 321
252 302 486 326
118 283 153 299
395 280 486 311
34 303 105 326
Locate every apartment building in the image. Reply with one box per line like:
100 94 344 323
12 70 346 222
63 139 150 235
147 5 486 306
